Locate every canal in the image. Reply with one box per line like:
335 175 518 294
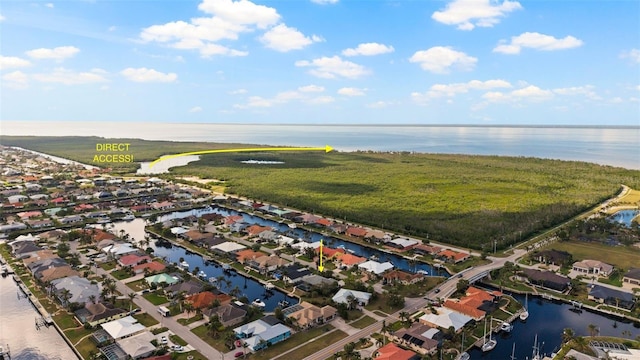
0 274 78 360
468 292 640 359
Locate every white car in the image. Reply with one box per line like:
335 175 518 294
160 336 168 344
171 345 183 351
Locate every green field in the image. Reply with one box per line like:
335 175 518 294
541 240 640 271
4 135 640 249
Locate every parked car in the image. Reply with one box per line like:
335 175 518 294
235 352 245 358
434 288 441 293
160 336 168 344
171 345 183 351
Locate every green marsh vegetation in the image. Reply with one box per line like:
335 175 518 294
3 136 639 250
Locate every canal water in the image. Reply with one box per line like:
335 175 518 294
0 274 78 360
468 292 640 360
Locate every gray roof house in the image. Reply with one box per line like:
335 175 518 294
588 284 635 310
52 275 101 305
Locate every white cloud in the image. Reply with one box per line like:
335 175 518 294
141 0 280 57
338 87 366 96
45 3 54 8
295 56 370 79
493 32 583 54
0 13 5 21
298 84 324 92
342 42 394 57
481 85 554 103
32 68 108 85
2 71 29 89
189 106 203 113
311 0 338 4
120 67 177 83
409 46 477 74
553 85 600 100
432 0 522 30
229 88 248 94
620 48 640 63
260 24 322 52
306 95 335 104
25 46 80 61
366 101 393 108
0 56 31 70
412 79 512 103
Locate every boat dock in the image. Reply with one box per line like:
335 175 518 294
14 273 54 326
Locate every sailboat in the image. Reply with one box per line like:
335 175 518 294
531 334 542 360
520 293 529 321
510 343 517 360
457 331 470 360
481 317 497 352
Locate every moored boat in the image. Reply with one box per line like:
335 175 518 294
278 300 290 308
179 261 189 269
252 299 266 308
197 270 207 278
500 321 513 333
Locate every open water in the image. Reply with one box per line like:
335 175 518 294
2 122 638 170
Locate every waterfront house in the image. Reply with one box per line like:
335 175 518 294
388 238 419 250
52 275 101 305
39 264 80 282
118 254 151 268
365 229 387 242
623 268 640 286
74 301 128 327
298 274 338 291
102 243 139 257
346 227 368 238
234 319 292 352
282 263 311 284
520 268 570 292
211 241 246 255
332 288 372 307
132 261 165 275
116 331 156 359
572 260 614 277
236 249 267 264
203 303 246 327
60 215 83 224
26 219 54 229
383 269 425 285
164 279 204 297
101 316 146 340
390 322 439 355
418 307 472 332
374 343 420 360
285 301 337 329
435 249 469 264
358 260 394 275
186 291 232 309
0 222 28 233
247 254 289 275
588 284 635 310
145 273 179 287
337 253 367 268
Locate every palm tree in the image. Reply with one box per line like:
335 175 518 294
588 324 598 337
184 302 195 319
88 294 97 304
230 286 241 299
60 288 72 308
127 292 137 311
175 291 187 313
346 294 358 310
399 311 410 325
207 315 223 338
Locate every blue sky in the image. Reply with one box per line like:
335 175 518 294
1 0 639 125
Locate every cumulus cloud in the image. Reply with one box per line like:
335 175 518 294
189 106 203 113
311 0 338 4
260 24 322 52
409 46 477 74
412 79 511 103
306 95 335 104
295 56 370 79
0 55 31 70
337 87 366 96
120 67 177 83
2 71 29 89
342 42 394 57
26 46 80 61
140 0 280 57
298 84 324 92
620 48 640 63
481 85 554 103
432 0 522 30
553 85 600 100
366 101 393 108
493 32 583 54
32 68 108 85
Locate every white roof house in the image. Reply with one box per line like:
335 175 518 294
389 238 419 248
291 241 321 252
116 331 156 359
101 316 146 340
211 241 246 253
358 260 394 275
277 236 296 246
418 307 472 332
170 227 188 235
101 243 139 257
332 288 372 306
234 319 292 352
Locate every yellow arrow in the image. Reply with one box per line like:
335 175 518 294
149 145 334 168
318 238 324 272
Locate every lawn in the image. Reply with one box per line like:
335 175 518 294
178 313 204 326
542 240 640 270
173 350 207 360
99 261 116 271
170 334 188 346
350 315 376 329
126 279 148 291
251 324 336 360
364 293 404 314
53 313 80 330
76 336 99 359
133 313 159 327
64 327 93 344
598 270 624 287
273 329 348 360
111 269 134 280
191 324 229 352
143 291 169 305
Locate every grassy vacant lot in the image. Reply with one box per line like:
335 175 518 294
5 135 640 249
350 315 376 329
133 313 159 327
143 291 169 305
275 329 348 360
542 240 640 270
251 324 336 360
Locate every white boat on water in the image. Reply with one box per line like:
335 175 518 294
278 300 290 308
179 261 189 269
264 283 275 290
208 277 218 284
197 270 207 278
520 294 529 321
252 299 266 308
288 223 296 229
500 321 513 333
481 317 497 352
416 269 429 275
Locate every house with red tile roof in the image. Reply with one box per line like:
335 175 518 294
133 261 166 274
244 225 272 237
224 215 244 225
236 249 267 263
17 210 43 219
346 227 368 238
374 343 419 360
118 254 151 268
314 218 332 227
383 269 425 285
436 249 469 263
338 253 367 268
80 228 116 242
186 291 232 309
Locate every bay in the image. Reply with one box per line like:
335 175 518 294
1 122 638 170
